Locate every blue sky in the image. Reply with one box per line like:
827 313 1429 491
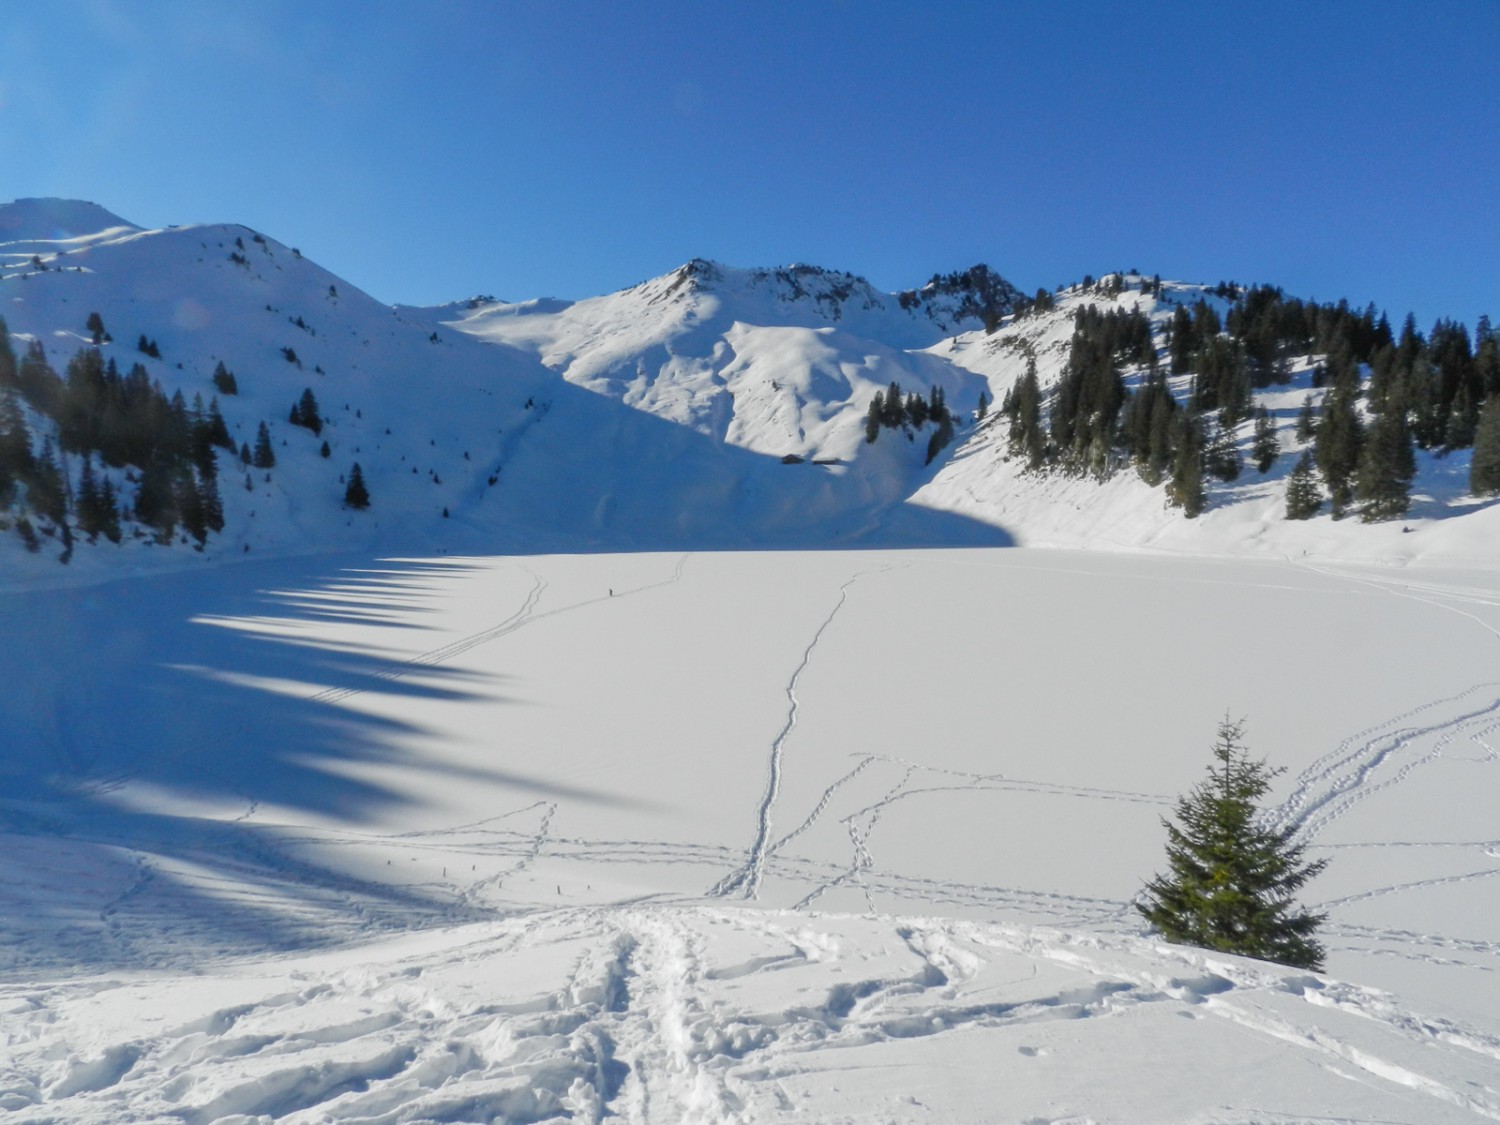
5 2 1497 329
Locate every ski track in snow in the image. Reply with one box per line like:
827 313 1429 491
309 554 689 706
709 570 882 900
1267 681 1500 841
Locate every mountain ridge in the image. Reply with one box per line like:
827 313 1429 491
1 197 1496 581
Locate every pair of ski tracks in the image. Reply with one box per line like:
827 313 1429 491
710 568 892 901
1266 561 1500 843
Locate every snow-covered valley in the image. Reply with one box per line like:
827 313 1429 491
4 547 1500 1122
5 196 1500 1121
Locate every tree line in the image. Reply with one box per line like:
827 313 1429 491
1003 284 1500 522
0 316 373 560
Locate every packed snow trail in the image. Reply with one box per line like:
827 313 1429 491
7 906 1500 1124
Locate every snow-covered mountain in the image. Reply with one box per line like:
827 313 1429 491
423 259 1013 468
4 196 1497 584
5 199 1500 1122
0 200 1010 583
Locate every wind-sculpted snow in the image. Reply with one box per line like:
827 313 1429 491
3 547 1500 1120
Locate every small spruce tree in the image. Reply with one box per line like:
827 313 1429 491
1166 412 1205 516
344 461 370 509
252 421 276 469
1251 407 1280 473
1284 451 1323 520
1137 717 1327 970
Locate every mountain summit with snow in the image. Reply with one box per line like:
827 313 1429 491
1 196 1497 578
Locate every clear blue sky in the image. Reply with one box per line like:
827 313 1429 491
5 1 1497 330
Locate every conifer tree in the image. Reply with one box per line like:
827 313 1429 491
1251 407 1280 473
0 385 32 505
344 462 370 509
1354 408 1415 521
865 393 883 443
292 387 322 434
212 361 238 395
1314 389 1363 517
27 439 68 526
1284 451 1323 520
1294 394 1317 443
1137 717 1327 970
1166 413 1205 516
1470 395 1500 496
1008 357 1044 469
1203 423 1243 483
252 421 276 469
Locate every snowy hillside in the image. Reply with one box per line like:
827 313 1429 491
0 200 1008 583
430 260 1010 469
444 263 1500 567
912 276 1500 563
5 198 1497 580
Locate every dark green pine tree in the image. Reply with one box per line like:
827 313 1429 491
1166 412 1205 517
1251 407 1280 473
344 462 370 509
76 456 104 541
27 439 69 526
252 421 276 469
0 385 33 505
1284 451 1323 520
1470 395 1500 496
212 361 238 395
1008 357 1044 469
1354 407 1416 521
864 392 883 444
1137 717 1327 970
1314 389 1363 518
1294 394 1317 443
293 387 322 434
1203 423 1243 483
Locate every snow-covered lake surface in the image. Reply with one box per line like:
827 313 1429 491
4 547 1499 1123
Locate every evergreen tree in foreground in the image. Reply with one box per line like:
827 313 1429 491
1138 717 1327 970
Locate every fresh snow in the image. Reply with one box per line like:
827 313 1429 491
4 200 1500 1122
4 548 1500 1122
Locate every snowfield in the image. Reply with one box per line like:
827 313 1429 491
4 547 1500 1123
5 197 1500 1120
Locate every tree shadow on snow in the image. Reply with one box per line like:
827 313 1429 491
0 554 650 976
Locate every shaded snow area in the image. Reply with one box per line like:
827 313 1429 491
4 548 1499 1122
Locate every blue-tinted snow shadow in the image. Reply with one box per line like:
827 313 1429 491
0 554 645 973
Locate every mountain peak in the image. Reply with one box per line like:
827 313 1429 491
0 198 140 243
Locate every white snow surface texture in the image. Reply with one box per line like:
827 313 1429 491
2 200 1499 1123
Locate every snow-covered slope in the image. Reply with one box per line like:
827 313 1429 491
0 202 1007 583
430 260 1007 465
4 547 1499 1122
914 278 1500 563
